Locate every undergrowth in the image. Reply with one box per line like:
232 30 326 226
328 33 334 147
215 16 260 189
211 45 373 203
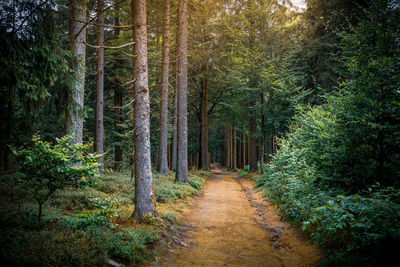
254 105 400 266
0 169 208 266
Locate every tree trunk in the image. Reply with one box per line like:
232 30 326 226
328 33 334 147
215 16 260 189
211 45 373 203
247 0 257 172
249 115 257 172
260 136 265 174
113 7 123 171
95 0 105 171
226 126 230 168
175 0 189 183
200 66 209 170
131 0 156 218
68 0 86 145
157 0 170 175
171 84 178 171
260 91 265 174
171 27 179 172
233 127 236 169
243 132 246 168
4 86 12 170
238 132 242 169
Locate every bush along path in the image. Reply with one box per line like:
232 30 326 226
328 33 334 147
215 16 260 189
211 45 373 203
150 168 323 266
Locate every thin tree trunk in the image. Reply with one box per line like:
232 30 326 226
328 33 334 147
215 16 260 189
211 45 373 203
233 127 236 169
230 125 233 169
260 136 265 174
171 84 178 171
113 7 123 171
4 86 12 170
226 126 230 168
247 0 257 172
95 0 105 171
238 132 242 169
260 91 265 174
175 0 189 182
200 66 209 170
68 0 86 145
171 25 179 172
131 0 156 218
249 115 257 172
157 0 170 175
243 132 246 168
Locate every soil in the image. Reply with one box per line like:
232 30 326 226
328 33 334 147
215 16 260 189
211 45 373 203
149 168 323 266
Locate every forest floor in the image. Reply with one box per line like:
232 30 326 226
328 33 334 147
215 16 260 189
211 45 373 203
149 168 323 267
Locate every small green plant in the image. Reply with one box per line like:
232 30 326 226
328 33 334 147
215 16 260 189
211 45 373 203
11 135 101 223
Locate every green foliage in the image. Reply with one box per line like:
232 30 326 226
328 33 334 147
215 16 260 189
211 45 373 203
153 172 205 203
0 166 208 265
0 223 159 266
160 212 178 224
104 227 159 263
11 135 100 222
256 2 400 264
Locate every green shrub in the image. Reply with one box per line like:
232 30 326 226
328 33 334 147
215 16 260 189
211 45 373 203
257 105 400 265
153 173 204 203
105 227 159 263
11 135 101 223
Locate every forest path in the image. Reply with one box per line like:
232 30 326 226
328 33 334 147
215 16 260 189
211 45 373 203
152 168 322 266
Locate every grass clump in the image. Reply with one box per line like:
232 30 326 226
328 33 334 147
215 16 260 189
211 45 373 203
153 172 205 203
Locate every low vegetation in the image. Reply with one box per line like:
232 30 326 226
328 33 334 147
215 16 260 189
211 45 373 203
0 138 210 266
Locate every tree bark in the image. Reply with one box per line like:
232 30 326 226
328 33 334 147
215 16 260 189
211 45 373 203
68 0 86 145
226 126 230 168
4 86 12 170
171 84 178 171
113 7 123 171
259 91 265 174
233 127 236 169
249 114 257 172
95 0 105 171
157 0 170 175
238 132 242 169
247 0 257 172
171 25 179 172
131 0 156 218
200 66 209 170
175 0 189 182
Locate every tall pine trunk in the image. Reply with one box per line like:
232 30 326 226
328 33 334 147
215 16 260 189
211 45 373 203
259 92 265 174
68 0 86 145
95 0 105 171
233 127 236 169
157 0 170 175
171 87 178 171
248 0 257 172
175 0 188 182
200 66 209 170
171 25 179 172
242 133 246 169
249 114 257 172
131 0 156 218
113 7 123 171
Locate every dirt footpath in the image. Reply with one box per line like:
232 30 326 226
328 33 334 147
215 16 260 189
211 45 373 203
152 169 323 266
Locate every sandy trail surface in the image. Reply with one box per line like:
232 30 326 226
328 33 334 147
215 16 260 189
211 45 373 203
152 168 322 266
